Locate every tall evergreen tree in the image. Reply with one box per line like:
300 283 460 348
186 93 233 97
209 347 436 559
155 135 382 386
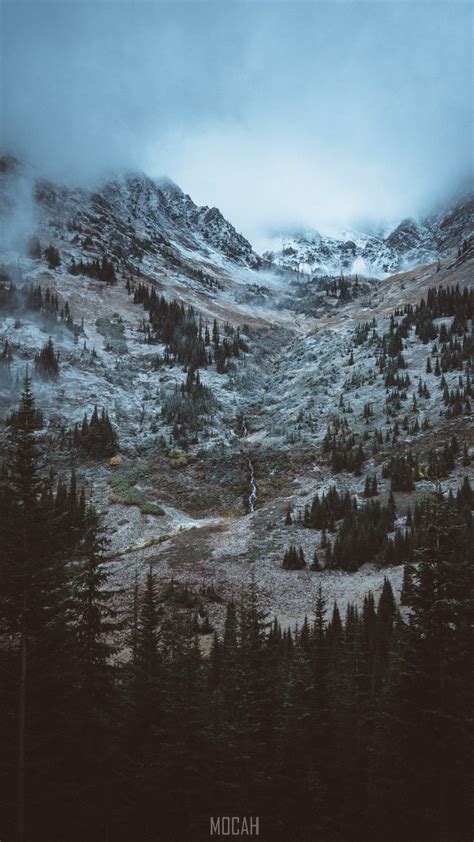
0 374 74 841
66 520 121 838
369 497 473 842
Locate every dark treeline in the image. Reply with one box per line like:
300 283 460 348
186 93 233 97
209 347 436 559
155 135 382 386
34 337 59 379
392 284 473 348
383 451 419 490
384 478 472 567
43 244 61 269
437 333 473 372
384 286 472 380
132 286 244 441
161 366 215 443
68 255 117 285
282 544 306 569
0 279 77 335
296 486 396 570
382 436 463 489
0 383 472 842
181 264 224 292
68 405 119 458
132 283 247 372
349 285 473 402
330 497 395 570
442 371 472 415
293 480 472 572
319 274 362 301
3 333 63 386
322 417 366 475
300 485 354 530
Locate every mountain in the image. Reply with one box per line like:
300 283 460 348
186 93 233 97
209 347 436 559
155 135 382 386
264 193 474 278
80 172 261 268
385 194 474 264
2 155 471 282
0 157 260 282
426 193 474 252
0 158 473 631
384 218 437 264
262 228 400 277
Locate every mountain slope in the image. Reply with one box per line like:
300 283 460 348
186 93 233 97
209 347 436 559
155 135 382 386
264 192 474 278
263 228 400 277
0 160 472 630
0 157 261 289
34 170 260 270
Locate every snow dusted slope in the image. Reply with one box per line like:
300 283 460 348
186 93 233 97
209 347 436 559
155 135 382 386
34 170 260 270
263 228 400 277
0 157 260 288
0 156 472 631
263 193 474 278
426 193 474 252
384 218 437 266
385 196 474 265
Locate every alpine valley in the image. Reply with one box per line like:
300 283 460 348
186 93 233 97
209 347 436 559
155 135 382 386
0 154 473 632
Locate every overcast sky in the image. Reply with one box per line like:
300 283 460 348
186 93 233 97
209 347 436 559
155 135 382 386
1 0 472 242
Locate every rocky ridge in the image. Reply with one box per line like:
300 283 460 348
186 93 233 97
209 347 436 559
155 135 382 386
264 192 474 278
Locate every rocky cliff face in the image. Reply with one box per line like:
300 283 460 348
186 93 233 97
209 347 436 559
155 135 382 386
427 194 474 252
0 158 260 278
385 195 474 263
384 218 436 257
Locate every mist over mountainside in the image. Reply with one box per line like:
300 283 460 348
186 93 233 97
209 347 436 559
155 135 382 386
0 156 260 274
262 192 474 277
0 155 472 628
2 154 472 279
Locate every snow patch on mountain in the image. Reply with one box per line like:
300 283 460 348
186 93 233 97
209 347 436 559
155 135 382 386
261 192 473 279
262 228 400 278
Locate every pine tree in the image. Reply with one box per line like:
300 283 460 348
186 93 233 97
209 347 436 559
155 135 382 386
400 562 414 605
310 548 321 571
462 442 470 466
313 584 327 641
158 612 206 838
282 545 306 570
136 565 160 690
372 577 396 691
71 520 119 697
67 519 121 836
34 337 59 378
371 498 472 841
212 318 220 350
327 601 343 651
0 375 76 841
27 236 41 259
44 244 61 269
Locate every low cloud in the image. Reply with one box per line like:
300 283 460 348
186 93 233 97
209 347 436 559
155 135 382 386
1 1 472 244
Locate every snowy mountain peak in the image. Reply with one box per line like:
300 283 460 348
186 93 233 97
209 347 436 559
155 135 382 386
0 162 260 275
263 193 474 278
263 228 400 278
